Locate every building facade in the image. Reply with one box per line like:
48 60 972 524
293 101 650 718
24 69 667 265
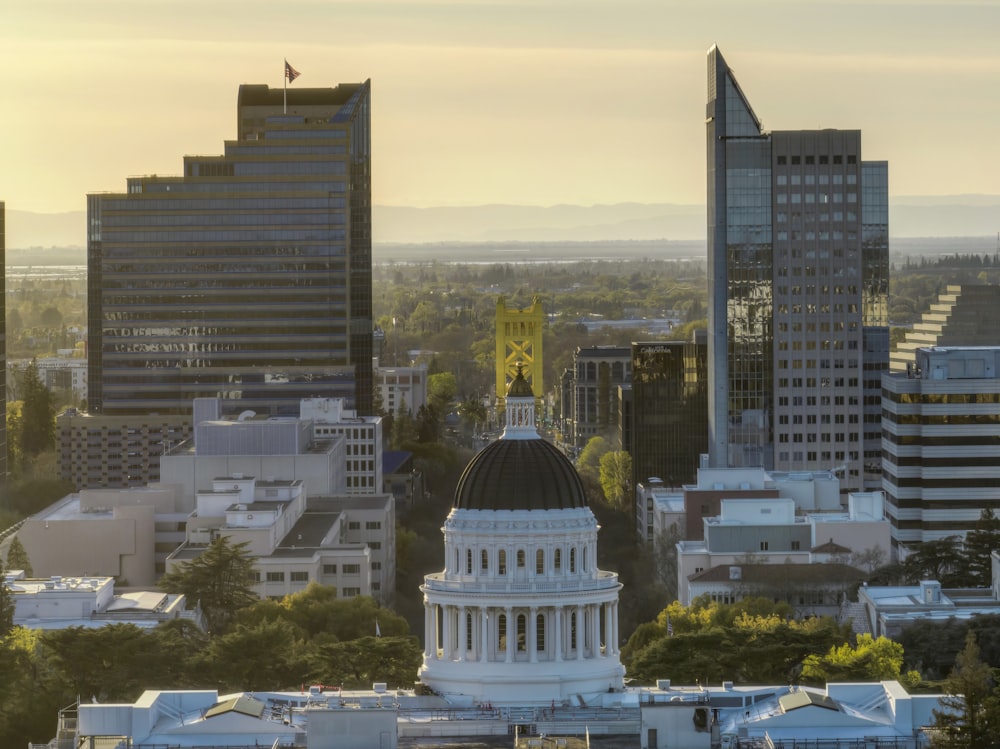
87 81 373 417
629 336 708 503
882 346 1000 550
706 46 889 493
0 202 6 485
890 284 1000 373
567 345 631 448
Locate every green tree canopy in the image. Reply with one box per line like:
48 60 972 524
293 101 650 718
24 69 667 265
6 536 33 577
598 450 632 510
158 537 258 633
17 360 55 463
930 631 1000 748
801 633 909 684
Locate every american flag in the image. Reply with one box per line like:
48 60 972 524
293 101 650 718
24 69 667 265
285 60 301 83
667 615 674 636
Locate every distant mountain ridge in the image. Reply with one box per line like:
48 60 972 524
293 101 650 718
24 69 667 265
5 196 999 251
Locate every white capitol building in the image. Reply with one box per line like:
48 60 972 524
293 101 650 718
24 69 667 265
418 367 626 703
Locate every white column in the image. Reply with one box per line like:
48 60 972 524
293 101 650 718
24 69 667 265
554 607 563 662
612 602 619 655
603 602 612 656
529 606 538 663
480 607 489 663
505 606 513 663
457 605 467 662
576 605 584 661
442 605 452 661
423 602 433 658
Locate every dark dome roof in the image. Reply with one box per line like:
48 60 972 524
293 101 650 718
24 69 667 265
506 369 534 398
453 438 589 511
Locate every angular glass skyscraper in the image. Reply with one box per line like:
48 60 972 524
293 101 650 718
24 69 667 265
88 81 373 417
707 47 888 492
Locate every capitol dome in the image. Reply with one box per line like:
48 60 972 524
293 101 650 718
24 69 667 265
419 365 625 704
454 438 587 511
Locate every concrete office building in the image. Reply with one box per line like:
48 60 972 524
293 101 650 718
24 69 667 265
882 345 1000 549
57 409 193 489
890 284 1000 373
566 345 631 448
87 81 373 417
706 46 889 493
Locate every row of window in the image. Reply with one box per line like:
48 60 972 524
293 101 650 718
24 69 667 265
775 193 857 205
777 450 859 463
777 395 860 408
778 413 858 425
458 545 588 576
775 154 857 166
447 611 583 653
776 173 857 186
776 358 859 370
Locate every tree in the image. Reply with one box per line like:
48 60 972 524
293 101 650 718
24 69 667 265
0 559 14 636
598 450 632 510
850 545 886 574
801 633 905 684
960 509 1000 587
930 631 1000 748
158 537 258 633
5 536 33 577
17 360 55 463
576 436 611 484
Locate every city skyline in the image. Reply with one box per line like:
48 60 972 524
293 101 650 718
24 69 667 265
2 0 999 215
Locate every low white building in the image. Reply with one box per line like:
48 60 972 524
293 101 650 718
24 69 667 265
4 572 198 630
676 492 891 605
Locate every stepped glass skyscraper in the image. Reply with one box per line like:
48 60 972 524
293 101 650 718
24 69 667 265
707 47 888 491
88 81 373 416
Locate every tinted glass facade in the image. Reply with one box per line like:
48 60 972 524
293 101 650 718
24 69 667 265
707 47 888 491
88 82 372 416
630 339 708 493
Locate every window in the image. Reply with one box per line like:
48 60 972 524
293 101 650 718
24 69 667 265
250 571 261 583
517 614 527 652
466 549 473 574
481 549 489 571
348 521 360 530
266 571 285 582
517 549 525 568
343 564 361 575
499 550 507 575
759 541 769 551
791 541 801 551
323 564 337 574
536 614 546 651
368 542 381 550
467 612 474 650
498 614 507 649
371 561 381 571
365 521 381 530
569 548 576 573
554 548 561 570
290 571 308 582
341 587 360 597
536 549 544 574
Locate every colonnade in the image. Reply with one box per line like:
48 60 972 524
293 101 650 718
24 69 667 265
423 599 619 664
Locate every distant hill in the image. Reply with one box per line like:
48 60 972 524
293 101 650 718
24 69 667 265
5 196 998 254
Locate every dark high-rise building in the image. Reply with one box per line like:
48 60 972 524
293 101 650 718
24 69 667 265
88 81 373 417
706 46 888 492
629 336 708 494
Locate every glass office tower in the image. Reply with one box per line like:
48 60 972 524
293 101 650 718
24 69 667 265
707 47 888 492
88 81 373 416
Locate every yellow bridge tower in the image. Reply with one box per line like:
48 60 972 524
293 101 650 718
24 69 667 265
495 296 544 403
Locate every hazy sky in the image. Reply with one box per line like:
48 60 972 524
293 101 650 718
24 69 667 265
2 0 999 213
